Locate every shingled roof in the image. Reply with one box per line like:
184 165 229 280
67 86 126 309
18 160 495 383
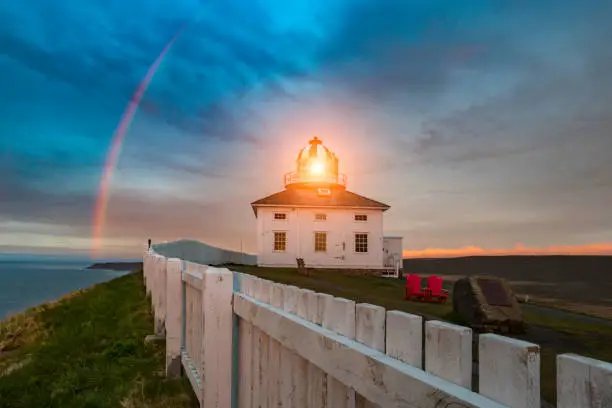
251 188 390 216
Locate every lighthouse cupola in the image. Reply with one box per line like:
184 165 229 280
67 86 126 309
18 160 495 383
283 136 347 189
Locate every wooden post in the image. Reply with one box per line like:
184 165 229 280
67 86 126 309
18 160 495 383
355 303 386 408
237 273 253 408
307 292 332 408
425 320 472 388
479 334 540 408
385 310 423 368
165 258 183 377
200 266 235 408
268 283 284 407
557 353 612 408
322 296 356 408
253 278 272 408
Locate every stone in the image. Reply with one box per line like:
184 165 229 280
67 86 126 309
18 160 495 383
452 275 526 334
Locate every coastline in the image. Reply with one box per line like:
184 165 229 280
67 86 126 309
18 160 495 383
85 261 143 272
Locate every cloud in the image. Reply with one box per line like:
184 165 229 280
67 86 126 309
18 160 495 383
2 0 612 258
403 243 612 259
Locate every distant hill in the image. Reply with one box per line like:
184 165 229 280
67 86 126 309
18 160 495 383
403 255 612 306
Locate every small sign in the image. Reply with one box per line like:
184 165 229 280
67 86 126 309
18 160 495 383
476 278 512 306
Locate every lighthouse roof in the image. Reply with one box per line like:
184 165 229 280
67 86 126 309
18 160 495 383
251 188 390 216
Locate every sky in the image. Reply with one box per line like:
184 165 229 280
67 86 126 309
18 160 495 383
1 0 612 259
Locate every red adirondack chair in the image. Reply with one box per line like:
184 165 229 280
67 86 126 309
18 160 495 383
404 274 426 301
425 275 449 303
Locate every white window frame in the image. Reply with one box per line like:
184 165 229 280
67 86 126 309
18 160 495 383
354 232 368 253
314 213 327 222
273 231 287 252
354 213 368 222
273 212 288 221
314 231 327 252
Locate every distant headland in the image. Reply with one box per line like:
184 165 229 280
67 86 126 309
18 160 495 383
86 262 142 271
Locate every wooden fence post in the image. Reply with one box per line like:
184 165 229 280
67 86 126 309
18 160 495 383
479 334 540 408
165 258 182 377
201 266 235 408
385 310 423 368
322 296 356 408
557 353 612 408
355 303 386 408
425 320 472 388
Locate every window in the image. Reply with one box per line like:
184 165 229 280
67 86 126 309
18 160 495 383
314 232 327 252
274 213 287 220
274 232 287 252
354 214 368 222
315 213 327 221
354 233 368 253
317 187 331 196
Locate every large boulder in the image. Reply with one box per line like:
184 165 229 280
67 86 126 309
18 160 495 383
453 275 526 334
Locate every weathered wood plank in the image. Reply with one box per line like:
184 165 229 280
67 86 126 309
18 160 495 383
253 278 271 408
201 266 235 408
479 334 540 408
307 292 331 408
355 303 386 408
282 285 307 407
557 353 612 408
238 274 254 408
181 269 203 290
268 282 284 407
322 296 357 408
386 310 423 368
425 320 472 388
234 294 506 408
165 258 183 377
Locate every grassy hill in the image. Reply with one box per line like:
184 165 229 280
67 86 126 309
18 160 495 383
0 271 197 408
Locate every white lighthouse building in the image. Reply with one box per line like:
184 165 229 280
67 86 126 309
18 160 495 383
251 137 403 275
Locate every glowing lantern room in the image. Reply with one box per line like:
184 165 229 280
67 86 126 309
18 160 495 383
283 136 347 189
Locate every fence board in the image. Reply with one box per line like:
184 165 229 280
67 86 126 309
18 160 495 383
307 292 331 408
355 303 386 408
322 296 357 408
386 310 423 368
201 267 234 408
557 353 612 408
268 283 284 407
253 278 271 408
238 274 254 408
165 258 182 377
425 320 472 388
479 334 540 408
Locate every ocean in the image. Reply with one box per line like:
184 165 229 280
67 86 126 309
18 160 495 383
0 258 132 320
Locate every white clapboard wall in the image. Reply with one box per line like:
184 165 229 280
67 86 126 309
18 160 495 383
143 248 612 408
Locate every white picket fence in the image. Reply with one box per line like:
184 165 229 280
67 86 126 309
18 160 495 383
143 248 612 408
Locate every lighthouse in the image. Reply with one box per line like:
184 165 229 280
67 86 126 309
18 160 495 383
251 137 402 275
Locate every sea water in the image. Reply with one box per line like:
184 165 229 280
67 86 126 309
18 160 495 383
0 258 130 320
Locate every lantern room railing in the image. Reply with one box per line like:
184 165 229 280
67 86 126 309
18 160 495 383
283 171 347 188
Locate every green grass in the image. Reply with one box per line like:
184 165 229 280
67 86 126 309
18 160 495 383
0 271 197 408
230 265 612 405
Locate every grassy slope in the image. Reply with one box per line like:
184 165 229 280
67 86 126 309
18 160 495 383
230 265 612 405
0 272 197 408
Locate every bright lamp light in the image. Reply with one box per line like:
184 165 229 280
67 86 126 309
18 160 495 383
309 160 325 175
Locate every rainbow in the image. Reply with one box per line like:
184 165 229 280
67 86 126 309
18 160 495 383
92 25 186 257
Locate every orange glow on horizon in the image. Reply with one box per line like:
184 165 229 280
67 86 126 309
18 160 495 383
402 242 612 258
